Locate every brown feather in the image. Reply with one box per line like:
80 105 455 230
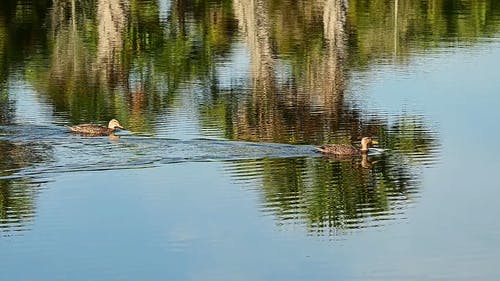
66 119 124 136
316 144 361 155
67 124 114 136
317 137 375 156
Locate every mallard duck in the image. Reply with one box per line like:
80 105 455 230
67 119 125 136
317 137 378 156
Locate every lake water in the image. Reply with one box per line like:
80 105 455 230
1 0 500 280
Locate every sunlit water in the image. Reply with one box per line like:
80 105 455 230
1 0 500 280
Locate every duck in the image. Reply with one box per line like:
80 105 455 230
67 119 125 136
317 137 378 156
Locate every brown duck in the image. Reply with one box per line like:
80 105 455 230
67 119 125 136
317 137 378 156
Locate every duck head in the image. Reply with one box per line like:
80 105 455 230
107 119 125 130
360 137 378 151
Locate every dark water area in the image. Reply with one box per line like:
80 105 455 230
1 0 499 280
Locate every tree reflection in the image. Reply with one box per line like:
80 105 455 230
0 5 49 232
0 0 498 235
46 0 97 123
213 0 347 143
0 0 498 126
1 0 497 132
232 0 280 141
223 114 438 235
96 0 129 86
0 0 51 125
0 140 51 233
28 0 239 132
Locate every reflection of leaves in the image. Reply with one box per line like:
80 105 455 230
0 178 40 232
376 116 440 164
347 0 500 68
0 0 51 125
3 0 500 134
19 0 238 133
0 140 51 233
305 157 404 232
226 154 421 235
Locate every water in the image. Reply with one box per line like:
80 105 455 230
1 0 500 280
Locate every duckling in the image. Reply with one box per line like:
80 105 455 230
67 119 125 136
317 137 378 156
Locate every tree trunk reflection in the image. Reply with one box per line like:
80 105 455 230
96 0 129 87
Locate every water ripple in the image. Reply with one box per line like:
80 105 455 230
0 125 320 179
0 124 440 234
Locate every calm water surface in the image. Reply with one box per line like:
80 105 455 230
1 0 500 280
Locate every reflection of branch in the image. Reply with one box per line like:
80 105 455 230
233 0 274 80
50 0 87 80
229 0 348 143
233 0 280 141
301 0 346 112
49 0 130 87
96 0 130 86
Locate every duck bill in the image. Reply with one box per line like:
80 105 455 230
372 140 379 145
116 126 125 130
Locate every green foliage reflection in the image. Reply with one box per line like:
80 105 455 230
0 0 498 131
0 140 50 233
226 153 423 234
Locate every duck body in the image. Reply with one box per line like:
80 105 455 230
67 124 115 136
316 144 363 155
317 137 377 156
67 119 124 136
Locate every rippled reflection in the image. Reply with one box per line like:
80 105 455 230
0 140 51 234
223 115 439 234
0 0 497 236
225 155 417 235
0 1 499 280
0 86 13 125
0 111 438 235
2 0 496 135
